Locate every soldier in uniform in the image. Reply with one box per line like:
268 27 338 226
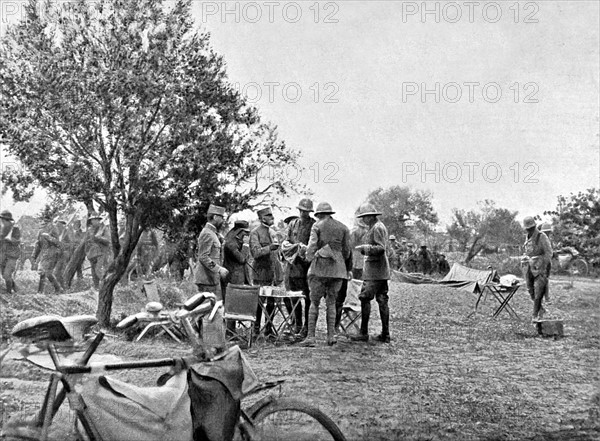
70 219 85 281
194 204 229 299
388 235 400 270
418 245 433 275
351 204 391 343
53 219 72 289
34 220 64 294
521 216 553 321
0 210 21 294
250 207 282 338
85 215 110 290
302 202 351 347
137 229 159 278
281 198 316 336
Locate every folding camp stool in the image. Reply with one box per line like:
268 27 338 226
339 279 362 335
480 282 522 319
134 280 183 343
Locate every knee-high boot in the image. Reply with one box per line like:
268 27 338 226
307 303 319 339
326 302 337 344
360 299 371 336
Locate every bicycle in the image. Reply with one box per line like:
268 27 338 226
551 252 589 277
0 295 346 441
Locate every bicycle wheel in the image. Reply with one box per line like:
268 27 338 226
250 398 346 441
571 259 588 276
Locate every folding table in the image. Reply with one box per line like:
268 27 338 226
474 282 522 319
258 287 305 342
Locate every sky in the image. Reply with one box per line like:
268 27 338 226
1 0 599 228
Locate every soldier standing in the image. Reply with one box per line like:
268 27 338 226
194 204 229 299
282 198 316 336
302 202 351 347
85 215 110 290
137 229 159 278
351 204 391 343
250 207 282 338
388 235 400 270
70 219 85 281
53 219 72 289
35 220 64 294
0 210 21 294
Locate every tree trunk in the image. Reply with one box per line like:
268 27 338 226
95 211 143 327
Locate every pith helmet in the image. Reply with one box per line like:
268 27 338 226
207 204 226 216
296 198 314 212
314 202 335 215
356 203 382 218
0 210 14 222
522 216 536 229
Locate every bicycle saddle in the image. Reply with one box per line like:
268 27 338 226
12 315 98 342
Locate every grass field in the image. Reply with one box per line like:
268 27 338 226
1 271 599 440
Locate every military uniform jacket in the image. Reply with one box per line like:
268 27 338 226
361 220 390 281
306 217 351 279
350 225 368 270
250 224 281 284
195 223 223 285
0 224 21 259
524 229 553 276
37 228 62 262
85 226 110 260
283 217 315 279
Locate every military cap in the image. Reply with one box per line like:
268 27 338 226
314 202 335 215
207 204 226 216
522 216 536 229
389 235 397 241
233 220 250 233
0 210 14 222
257 207 273 217
296 198 314 212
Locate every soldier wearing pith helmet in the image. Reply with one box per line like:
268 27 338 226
521 216 552 322
351 203 391 343
281 198 316 336
195 204 229 300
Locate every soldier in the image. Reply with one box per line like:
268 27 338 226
437 254 450 275
301 202 351 347
351 204 391 343
521 216 553 322
538 222 554 304
85 215 110 290
137 229 159 278
70 219 85 281
250 207 282 338
397 238 409 269
35 220 64 294
194 204 229 299
53 219 72 289
350 218 368 280
388 235 400 270
418 245 433 275
222 220 251 286
281 198 316 336
0 210 21 294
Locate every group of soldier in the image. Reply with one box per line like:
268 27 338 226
387 236 450 275
194 199 396 346
0 210 161 295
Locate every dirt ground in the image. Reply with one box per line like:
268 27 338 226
1 271 599 441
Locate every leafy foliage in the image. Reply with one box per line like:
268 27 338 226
447 200 522 263
0 0 301 324
544 188 600 267
365 186 439 239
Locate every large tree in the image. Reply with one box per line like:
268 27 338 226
543 188 600 266
0 0 300 325
365 186 439 239
447 200 522 263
